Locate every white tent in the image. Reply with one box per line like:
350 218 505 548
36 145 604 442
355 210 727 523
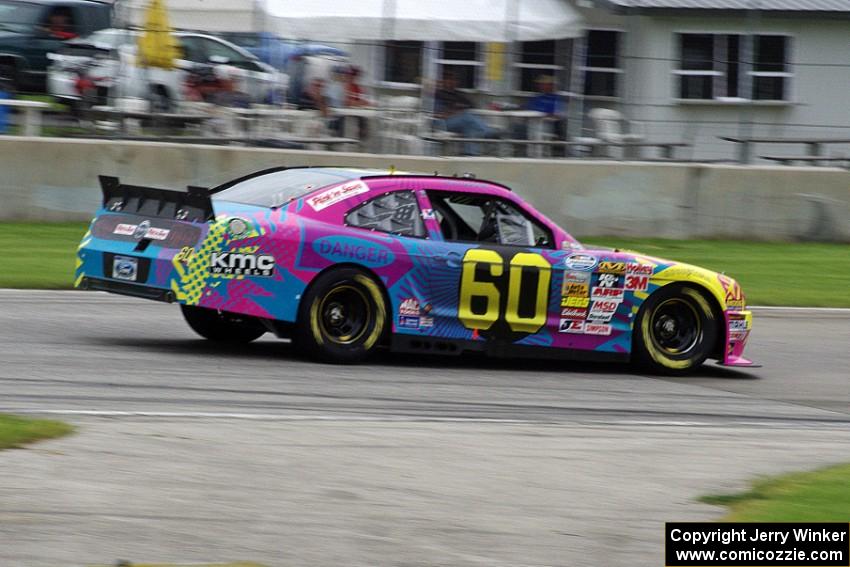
263 0 584 41
117 0 264 32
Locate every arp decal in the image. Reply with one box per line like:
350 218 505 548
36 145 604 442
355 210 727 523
458 249 551 335
313 235 395 268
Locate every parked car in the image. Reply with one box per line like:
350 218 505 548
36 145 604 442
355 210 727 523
218 31 344 71
0 0 112 92
47 28 286 108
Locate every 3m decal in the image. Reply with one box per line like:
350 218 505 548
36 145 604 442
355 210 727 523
561 296 590 308
307 180 370 211
458 249 552 334
209 253 275 276
625 274 649 291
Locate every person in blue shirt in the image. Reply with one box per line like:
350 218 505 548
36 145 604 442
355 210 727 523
522 74 567 155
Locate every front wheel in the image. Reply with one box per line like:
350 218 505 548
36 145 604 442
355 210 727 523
632 284 718 375
294 268 388 363
181 304 266 343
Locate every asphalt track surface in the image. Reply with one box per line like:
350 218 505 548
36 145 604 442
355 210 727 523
0 291 848 424
1 291 850 567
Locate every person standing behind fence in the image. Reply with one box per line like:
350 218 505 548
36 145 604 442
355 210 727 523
435 71 497 155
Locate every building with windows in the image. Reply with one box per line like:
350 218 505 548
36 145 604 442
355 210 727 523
344 0 850 160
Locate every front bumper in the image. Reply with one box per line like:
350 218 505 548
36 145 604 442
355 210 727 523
720 309 756 367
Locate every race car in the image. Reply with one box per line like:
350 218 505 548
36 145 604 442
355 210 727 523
74 167 754 374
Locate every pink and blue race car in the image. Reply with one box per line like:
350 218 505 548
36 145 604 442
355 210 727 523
75 167 754 374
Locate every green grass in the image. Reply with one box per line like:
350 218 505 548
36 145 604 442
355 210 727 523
583 237 850 307
0 414 73 450
0 223 88 289
0 224 848 306
700 463 850 521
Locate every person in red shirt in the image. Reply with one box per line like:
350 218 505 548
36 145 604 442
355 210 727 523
344 66 369 108
44 10 77 40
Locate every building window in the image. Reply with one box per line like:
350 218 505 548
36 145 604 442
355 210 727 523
514 40 563 92
675 33 791 101
437 42 481 89
581 30 622 97
384 41 423 84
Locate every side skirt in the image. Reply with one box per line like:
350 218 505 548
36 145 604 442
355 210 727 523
390 334 630 364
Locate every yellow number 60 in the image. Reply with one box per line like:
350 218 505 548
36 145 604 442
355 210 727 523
458 249 551 334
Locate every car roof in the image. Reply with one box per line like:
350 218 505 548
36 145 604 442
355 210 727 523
215 166 512 194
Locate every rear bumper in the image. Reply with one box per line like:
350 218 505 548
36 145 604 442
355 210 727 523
78 276 177 303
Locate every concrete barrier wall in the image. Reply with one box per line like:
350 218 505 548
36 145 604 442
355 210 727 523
1 137 849 241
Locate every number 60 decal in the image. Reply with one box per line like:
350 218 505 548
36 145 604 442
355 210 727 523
458 249 552 334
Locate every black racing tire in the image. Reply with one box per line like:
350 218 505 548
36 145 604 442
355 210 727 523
181 304 266 343
632 284 718 375
294 268 388 364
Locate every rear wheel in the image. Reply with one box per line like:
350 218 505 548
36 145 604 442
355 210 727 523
181 304 266 343
633 284 718 375
294 268 388 363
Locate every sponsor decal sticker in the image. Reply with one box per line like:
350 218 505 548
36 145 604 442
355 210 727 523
560 307 587 320
627 263 653 275
313 236 395 268
719 275 746 309
398 316 420 329
419 316 434 328
144 227 170 241
598 261 626 274
564 254 597 271
559 320 585 333
625 274 650 292
596 273 622 288
209 253 275 276
562 296 590 308
112 255 138 281
584 323 612 335
421 208 436 220
133 220 151 240
588 300 620 322
227 217 250 238
114 223 137 236
399 297 421 317
562 282 589 297
591 287 624 300
307 180 370 211
563 270 591 284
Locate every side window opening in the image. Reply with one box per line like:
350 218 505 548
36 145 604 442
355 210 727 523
426 191 553 248
345 191 425 238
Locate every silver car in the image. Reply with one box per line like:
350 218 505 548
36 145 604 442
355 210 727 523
48 28 285 107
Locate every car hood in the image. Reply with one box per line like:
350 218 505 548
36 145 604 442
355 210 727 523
570 245 744 311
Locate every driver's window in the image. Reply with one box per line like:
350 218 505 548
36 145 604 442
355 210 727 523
426 191 553 248
203 39 248 66
42 6 77 40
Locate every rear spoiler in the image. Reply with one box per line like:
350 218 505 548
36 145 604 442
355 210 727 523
99 176 214 222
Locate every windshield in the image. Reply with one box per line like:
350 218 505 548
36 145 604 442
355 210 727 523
213 168 366 209
0 1 42 32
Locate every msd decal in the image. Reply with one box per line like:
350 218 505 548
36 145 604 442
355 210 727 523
307 181 369 211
